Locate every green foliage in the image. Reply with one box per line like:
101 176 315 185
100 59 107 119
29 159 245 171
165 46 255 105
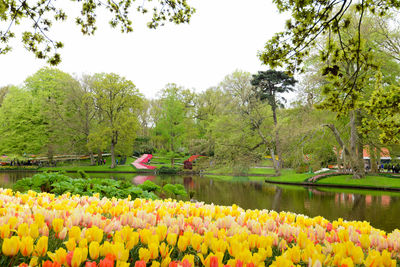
157 166 180 174
0 1 195 64
251 70 297 109
77 169 89 179
90 73 143 168
162 183 188 197
153 84 187 166
295 164 309 174
12 172 160 200
137 180 161 192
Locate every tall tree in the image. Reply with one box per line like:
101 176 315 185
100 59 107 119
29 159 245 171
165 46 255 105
91 73 142 168
251 70 297 173
0 0 195 64
219 71 274 174
153 84 186 167
0 87 46 155
261 1 400 144
24 67 80 161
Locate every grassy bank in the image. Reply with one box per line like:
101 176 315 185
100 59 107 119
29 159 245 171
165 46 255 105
316 175 400 189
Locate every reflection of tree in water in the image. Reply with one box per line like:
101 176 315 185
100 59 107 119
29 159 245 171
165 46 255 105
0 171 36 187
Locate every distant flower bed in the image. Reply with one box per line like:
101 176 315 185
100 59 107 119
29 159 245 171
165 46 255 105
0 188 399 266
0 165 39 170
307 172 353 183
132 154 156 170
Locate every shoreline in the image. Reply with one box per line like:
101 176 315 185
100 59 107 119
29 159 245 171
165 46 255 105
264 179 400 192
2 168 400 192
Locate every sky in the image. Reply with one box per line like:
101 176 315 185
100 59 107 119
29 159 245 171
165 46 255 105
0 0 288 99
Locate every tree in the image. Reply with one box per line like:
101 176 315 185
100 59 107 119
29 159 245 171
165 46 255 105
24 67 80 161
153 84 186 167
0 0 195 64
251 70 297 174
0 87 46 155
219 70 275 174
261 1 400 143
91 73 142 168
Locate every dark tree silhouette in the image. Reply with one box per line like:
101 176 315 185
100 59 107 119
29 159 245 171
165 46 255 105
251 70 297 173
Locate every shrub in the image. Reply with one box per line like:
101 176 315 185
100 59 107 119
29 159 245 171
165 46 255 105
77 169 89 179
13 172 162 200
157 166 179 174
295 164 308 173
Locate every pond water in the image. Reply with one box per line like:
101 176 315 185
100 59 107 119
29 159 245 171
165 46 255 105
1 171 399 232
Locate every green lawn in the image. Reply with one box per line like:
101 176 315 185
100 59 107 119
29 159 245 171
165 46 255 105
264 169 312 183
40 156 140 172
316 175 400 188
39 154 189 172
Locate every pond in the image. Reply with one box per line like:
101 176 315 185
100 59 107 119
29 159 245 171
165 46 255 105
1 171 399 232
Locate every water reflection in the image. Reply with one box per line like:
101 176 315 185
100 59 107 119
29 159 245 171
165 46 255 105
132 176 156 185
1 171 400 232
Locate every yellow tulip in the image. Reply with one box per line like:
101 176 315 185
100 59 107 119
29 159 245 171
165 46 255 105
34 236 48 257
0 224 10 238
151 261 160 267
20 236 34 256
71 247 83 267
161 256 171 267
125 232 139 250
116 261 130 267
156 224 168 241
340 257 354 267
89 241 100 260
149 242 159 259
8 216 18 230
190 233 203 251
159 242 171 258
29 223 39 239
64 238 76 251
69 226 82 242
297 231 308 249
79 238 88 248
86 226 103 243
166 233 177 246
34 213 45 228
18 222 30 237
29 256 39 266
382 250 394 267
52 218 64 233
140 229 152 245
139 247 151 263
112 242 129 262
100 241 112 257
2 236 20 256
47 247 67 265
177 235 190 252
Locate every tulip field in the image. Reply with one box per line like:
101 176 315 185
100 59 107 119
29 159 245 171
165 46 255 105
0 188 399 267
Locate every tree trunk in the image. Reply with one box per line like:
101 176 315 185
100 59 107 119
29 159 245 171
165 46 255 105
271 148 281 176
97 149 103 164
170 139 175 167
350 110 365 179
370 145 378 173
272 106 283 171
110 142 116 168
89 152 95 166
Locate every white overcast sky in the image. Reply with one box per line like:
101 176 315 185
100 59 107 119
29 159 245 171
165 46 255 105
0 0 288 99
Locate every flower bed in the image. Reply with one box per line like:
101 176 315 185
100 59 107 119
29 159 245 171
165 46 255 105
0 188 399 267
132 154 156 170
